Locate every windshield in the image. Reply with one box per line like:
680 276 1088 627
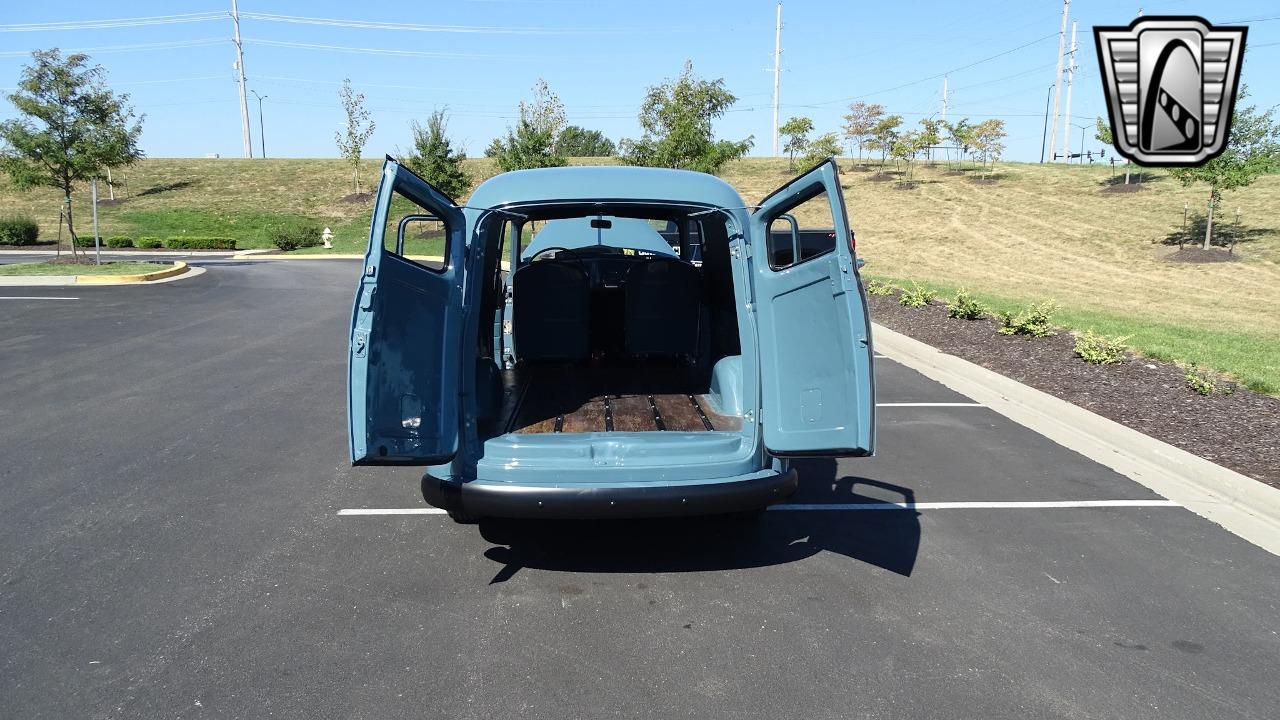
521 216 678 260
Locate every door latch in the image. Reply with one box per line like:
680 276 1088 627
353 332 368 358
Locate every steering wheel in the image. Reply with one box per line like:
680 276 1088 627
527 246 588 273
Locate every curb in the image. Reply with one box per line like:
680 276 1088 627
230 252 444 262
76 261 189 284
872 322 1280 556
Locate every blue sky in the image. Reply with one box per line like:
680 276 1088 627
2 1 1277 162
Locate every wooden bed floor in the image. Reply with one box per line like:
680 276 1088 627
503 363 742 435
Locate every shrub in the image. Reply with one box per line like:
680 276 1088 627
105 235 133 248
898 282 935 308
136 237 163 249
0 215 39 245
164 236 236 250
946 289 986 320
997 301 1058 337
1185 364 1216 396
72 235 103 248
865 279 896 296
267 222 322 252
1073 330 1128 365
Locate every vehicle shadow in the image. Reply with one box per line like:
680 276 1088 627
478 458 920 582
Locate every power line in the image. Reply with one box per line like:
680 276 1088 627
0 38 226 57
238 11 671 35
796 32 1058 108
244 38 519 60
0 12 222 32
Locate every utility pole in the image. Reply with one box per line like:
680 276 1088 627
252 90 268 158
1047 0 1070 163
1061 22 1078 163
771 2 783 157
940 74 951 121
231 0 253 158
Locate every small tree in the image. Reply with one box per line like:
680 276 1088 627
917 118 943 165
335 79 376 195
1169 93 1279 249
864 114 903 171
970 118 1007 180
556 126 616 157
946 118 973 170
800 132 842 169
890 130 927 183
620 60 753 174
491 79 568 172
1095 116 1130 184
401 109 471 199
0 49 143 256
779 116 814 170
842 101 884 163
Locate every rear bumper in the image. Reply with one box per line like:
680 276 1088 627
423 469 798 520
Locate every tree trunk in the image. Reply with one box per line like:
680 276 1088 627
1124 162 1130 185
64 192 78 258
1202 197 1215 250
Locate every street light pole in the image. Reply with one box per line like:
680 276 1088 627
1040 84 1054 163
251 90 267 159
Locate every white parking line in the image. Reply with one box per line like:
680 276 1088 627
337 500 1181 516
338 508 448 515
876 402 985 407
0 296 80 300
769 500 1181 511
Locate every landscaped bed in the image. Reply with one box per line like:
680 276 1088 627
0 260 170 276
868 290 1280 489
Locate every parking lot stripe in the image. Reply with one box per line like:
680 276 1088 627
338 508 448 515
770 500 1181 511
0 296 80 300
876 402 985 407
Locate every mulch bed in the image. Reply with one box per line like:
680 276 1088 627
337 192 373 204
1164 247 1240 263
868 292 1280 488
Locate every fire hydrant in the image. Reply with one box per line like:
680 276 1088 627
322 226 333 249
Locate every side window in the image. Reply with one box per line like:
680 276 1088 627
764 186 837 271
381 189 448 271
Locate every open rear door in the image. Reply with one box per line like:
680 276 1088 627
751 158 875 456
348 158 467 465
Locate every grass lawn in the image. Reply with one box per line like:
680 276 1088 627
0 261 171 276
2 156 1277 392
865 274 1280 396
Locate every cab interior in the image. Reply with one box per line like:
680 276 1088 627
470 206 745 440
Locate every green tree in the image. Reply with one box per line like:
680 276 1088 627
620 61 753 174
779 116 814 170
401 109 471 199
0 49 143 255
492 79 568 171
800 132 842 170
555 126 616 157
335 79 376 194
945 118 972 170
1095 115 1130 184
917 118 943 165
842 101 884 162
970 118 1007 180
864 114 903 171
1169 95 1280 249
890 130 928 183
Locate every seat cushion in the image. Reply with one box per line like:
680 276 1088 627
513 261 591 361
625 259 701 356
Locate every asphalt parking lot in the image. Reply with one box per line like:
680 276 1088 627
2 260 1277 719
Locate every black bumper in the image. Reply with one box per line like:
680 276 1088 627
422 470 798 520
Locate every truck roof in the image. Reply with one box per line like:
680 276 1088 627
466 165 745 211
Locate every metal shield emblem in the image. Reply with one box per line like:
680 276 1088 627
1094 16 1247 166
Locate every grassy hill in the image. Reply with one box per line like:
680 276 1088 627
2 156 1278 393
